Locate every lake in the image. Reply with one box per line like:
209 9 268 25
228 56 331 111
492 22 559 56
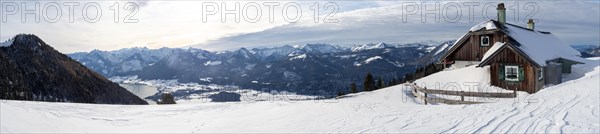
119 83 159 105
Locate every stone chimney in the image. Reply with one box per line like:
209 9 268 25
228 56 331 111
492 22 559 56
527 19 535 30
497 3 506 23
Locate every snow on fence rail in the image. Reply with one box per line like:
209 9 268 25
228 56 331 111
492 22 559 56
406 83 516 105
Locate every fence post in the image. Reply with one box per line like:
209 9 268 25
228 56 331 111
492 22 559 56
413 87 416 94
424 87 428 105
460 91 464 101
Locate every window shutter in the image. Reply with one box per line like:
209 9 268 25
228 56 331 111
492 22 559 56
499 64 505 81
518 65 525 81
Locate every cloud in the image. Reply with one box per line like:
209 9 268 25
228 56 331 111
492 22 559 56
1 1 295 53
193 1 600 51
0 1 598 53
128 0 150 7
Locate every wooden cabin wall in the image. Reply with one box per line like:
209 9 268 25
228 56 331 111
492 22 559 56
487 47 539 93
447 31 508 62
536 71 545 91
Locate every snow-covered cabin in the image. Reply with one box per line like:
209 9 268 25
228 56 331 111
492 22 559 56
439 3 583 93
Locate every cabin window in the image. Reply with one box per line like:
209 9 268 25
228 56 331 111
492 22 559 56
505 65 519 81
480 35 490 46
538 68 543 80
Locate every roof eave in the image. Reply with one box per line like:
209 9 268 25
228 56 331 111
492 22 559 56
477 43 542 68
438 32 471 63
440 21 504 63
477 44 507 67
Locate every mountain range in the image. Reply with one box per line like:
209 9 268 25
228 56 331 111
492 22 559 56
3 34 594 101
572 45 600 58
69 41 455 95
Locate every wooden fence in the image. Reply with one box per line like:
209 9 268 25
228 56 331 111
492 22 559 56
407 83 516 105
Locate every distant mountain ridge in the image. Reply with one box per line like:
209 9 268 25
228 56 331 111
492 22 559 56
0 34 147 104
69 41 453 95
571 45 600 58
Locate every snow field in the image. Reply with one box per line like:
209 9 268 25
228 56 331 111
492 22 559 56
1 58 599 133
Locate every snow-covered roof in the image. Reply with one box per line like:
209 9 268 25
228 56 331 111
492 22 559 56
450 32 468 47
481 42 506 62
437 32 469 61
501 23 583 66
469 20 498 31
444 20 583 67
433 42 450 55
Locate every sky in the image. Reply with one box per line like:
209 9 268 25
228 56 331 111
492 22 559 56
0 1 598 53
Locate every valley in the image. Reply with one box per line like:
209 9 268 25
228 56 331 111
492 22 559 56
70 41 454 102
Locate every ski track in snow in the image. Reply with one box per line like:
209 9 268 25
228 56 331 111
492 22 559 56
1 59 599 133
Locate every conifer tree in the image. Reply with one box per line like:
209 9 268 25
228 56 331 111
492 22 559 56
337 91 345 97
378 76 385 89
158 93 176 104
363 72 375 91
350 82 357 93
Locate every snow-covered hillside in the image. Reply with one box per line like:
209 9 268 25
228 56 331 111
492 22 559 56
2 58 599 133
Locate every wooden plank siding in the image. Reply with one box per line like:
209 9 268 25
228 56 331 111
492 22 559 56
443 29 542 93
487 47 540 93
446 30 508 61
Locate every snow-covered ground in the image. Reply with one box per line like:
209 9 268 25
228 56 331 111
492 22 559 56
415 65 504 92
1 58 599 133
414 64 517 102
111 76 320 104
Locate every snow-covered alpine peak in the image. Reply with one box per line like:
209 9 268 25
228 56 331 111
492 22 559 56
292 44 304 49
89 49 106 55
300 43 343 53
5 34 48 52
0 38 14 47
250 45 301 61
376 42 388 47
289 54 307 61
287 51 305 57
411 40 446 47
233 47 254 59
351 42 389 52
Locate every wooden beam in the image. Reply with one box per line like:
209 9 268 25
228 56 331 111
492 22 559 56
419 88 515 98
410 83 516 98
425 97 484 105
